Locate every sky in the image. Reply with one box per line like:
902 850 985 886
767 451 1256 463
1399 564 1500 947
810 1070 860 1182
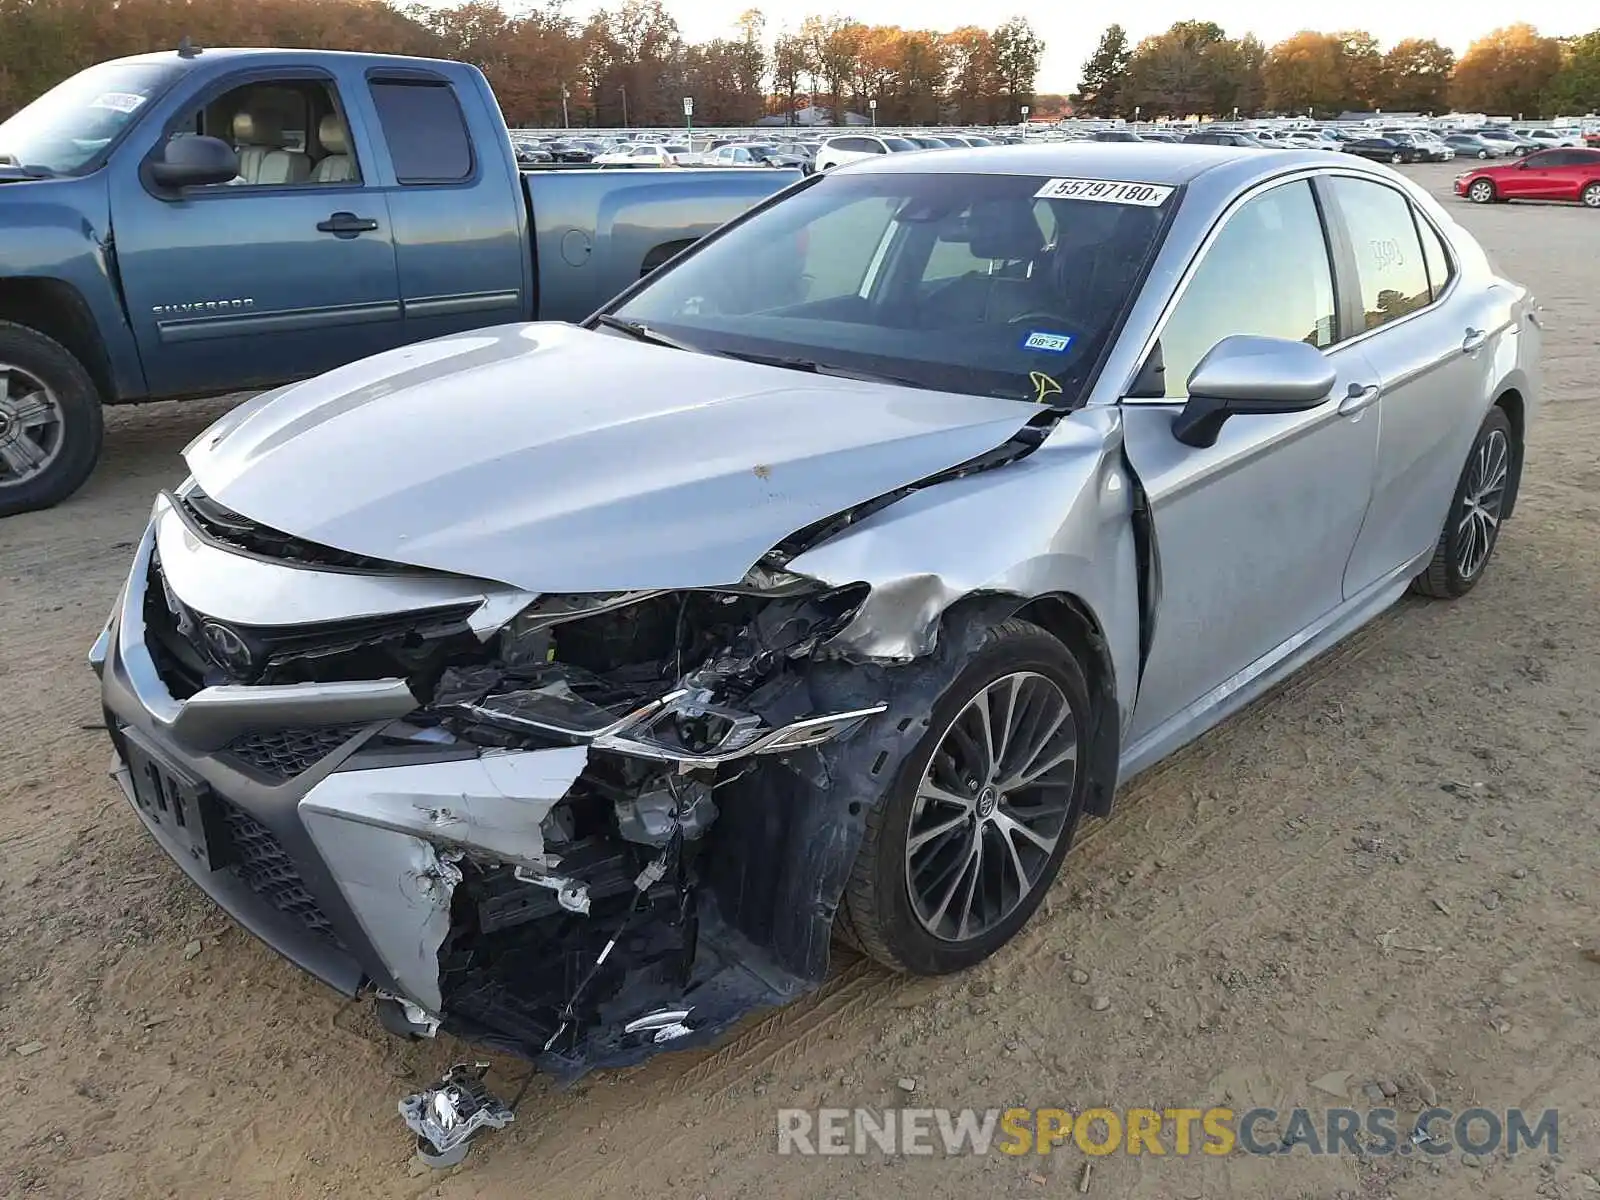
585 0 1592 93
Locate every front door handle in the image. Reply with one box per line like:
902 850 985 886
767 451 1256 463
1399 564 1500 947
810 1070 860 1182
317 212 380 238
1339 381 1381 416
1461 327 1489 354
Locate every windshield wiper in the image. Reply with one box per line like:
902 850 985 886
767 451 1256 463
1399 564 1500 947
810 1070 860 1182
0 160 55 180
591 314 699 352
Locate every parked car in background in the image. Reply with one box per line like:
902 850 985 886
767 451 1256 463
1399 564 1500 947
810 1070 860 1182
703 143 809 171
814 133 920 170
1342 136 1421 164
1091 129 1143 143
1456 147 1600 207
1514 127 1584 149
1140 131 1181 144
512 141 552 165
94 145 1538 1164
0 47 797 515
1442 134 1505 160
1183 130 1264 148
545 140 600 163
594 143 693 167
1392 132 1451 162
909 136 951 149
1472 128 1537 157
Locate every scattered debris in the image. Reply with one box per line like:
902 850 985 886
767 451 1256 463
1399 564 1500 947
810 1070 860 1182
896 1077 917 1093
1481 890 1502 911
1378 928 1443 955
183 940 203 961
1089 995 1111 1012
1070 968 1090 985
1412 1072 1439 1107
1078 1160 1092 1193
13 1041 45 1057
1430 897 1452 916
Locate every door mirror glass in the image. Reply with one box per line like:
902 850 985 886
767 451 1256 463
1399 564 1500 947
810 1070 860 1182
1172 335 1336 447
149 134 239 189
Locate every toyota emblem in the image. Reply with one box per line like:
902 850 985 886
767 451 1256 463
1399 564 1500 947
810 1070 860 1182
199 620 254 676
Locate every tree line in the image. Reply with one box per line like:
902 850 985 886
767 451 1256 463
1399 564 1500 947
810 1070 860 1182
1075 21 1600 120
0 0 1044 126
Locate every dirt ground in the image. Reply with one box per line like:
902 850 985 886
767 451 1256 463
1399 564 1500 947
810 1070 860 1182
2 164 1597 1200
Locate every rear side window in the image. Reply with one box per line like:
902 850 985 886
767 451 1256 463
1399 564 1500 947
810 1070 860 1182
1415 214 1454 301
368 80 472 184
1326 177 1432 331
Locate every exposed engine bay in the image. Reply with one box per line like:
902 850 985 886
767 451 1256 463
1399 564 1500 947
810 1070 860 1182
387 579 886 1074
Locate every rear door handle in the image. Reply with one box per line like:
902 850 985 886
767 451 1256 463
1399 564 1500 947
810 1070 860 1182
1461 327 1489 353
317 212 380 238
1339 382 1381 416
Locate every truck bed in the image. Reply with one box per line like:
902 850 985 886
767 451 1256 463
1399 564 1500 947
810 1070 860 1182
521 167 800 321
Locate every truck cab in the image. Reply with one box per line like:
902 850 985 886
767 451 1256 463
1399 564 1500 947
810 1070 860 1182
0 48 797 516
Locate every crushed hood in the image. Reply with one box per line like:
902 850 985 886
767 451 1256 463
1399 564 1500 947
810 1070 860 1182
185 322 1036 592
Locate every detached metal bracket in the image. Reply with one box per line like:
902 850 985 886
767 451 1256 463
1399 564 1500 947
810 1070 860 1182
399 1062 514 1168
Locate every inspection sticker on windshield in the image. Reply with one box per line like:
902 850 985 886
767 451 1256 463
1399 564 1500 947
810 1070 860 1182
1034 178 1173 206
1022 331 1073 353
89 92 148 114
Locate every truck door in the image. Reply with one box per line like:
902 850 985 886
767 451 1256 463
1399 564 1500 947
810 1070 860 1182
108 69 403 399
361 71 528 343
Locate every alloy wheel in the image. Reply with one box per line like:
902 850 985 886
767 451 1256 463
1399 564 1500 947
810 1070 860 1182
0 363 64 485
1470 180 1494 203
1456 428 1509 581
904 671 1076 943
1583 184 1600 208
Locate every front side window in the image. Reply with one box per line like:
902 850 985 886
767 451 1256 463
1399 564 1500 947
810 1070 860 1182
0 61 181 176
368 79 471 184
1326 176 1432 331
175 79 359 188
1148 180 1336 399
610 170 1173 406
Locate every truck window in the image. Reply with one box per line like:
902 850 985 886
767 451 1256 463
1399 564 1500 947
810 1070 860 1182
176 79 359 188
368 80 472 184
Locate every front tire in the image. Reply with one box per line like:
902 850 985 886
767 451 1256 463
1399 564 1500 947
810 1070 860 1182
842 619 1092 975
0 322 104 518
1390 151 1404 163
1582 182 1600 209
1468 179 1496 204
1412 407 1514 599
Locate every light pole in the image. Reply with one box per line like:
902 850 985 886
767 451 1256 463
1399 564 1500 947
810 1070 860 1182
620 85 629 129
561 84 569 130
869 97 877 127
1020 104 1029 128
683 95 693 140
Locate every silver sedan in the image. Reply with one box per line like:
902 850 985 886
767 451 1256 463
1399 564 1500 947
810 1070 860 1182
94 144 1539 1133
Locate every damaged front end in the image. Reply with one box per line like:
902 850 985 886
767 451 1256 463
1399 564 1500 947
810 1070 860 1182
102 486 893 1086
369 576 886 1075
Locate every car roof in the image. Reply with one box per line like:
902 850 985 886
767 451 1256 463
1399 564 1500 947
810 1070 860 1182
843 142 1318 188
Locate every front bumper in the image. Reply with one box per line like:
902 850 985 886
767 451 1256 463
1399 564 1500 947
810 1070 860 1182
98 518 588 1013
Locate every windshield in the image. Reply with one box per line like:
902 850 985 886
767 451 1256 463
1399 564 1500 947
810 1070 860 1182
0 61 180 175
608 170 1174 406
882 137 918 152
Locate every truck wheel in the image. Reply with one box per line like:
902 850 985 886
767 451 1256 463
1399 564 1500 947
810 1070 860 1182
0 322 103 517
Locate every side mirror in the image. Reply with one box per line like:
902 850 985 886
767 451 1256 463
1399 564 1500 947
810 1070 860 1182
148 135 239 190
1171 335 1337 448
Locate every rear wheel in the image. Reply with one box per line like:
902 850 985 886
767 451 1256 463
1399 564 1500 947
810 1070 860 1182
0 322 104 518
842 619 1092 975
1390 151 1404 163
1468 179 1496 204
1412 407 1514 599
1582 182 1600 209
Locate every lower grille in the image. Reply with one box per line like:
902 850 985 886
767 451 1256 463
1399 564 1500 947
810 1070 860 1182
215 802 344 950
224 725 367 780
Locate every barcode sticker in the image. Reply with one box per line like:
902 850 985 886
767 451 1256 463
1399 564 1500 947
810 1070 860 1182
1034 178 1174 206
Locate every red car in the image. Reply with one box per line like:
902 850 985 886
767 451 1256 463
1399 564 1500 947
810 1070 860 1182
1455 148 1600 208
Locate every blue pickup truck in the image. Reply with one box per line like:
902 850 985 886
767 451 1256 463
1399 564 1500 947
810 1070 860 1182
0 47 799 515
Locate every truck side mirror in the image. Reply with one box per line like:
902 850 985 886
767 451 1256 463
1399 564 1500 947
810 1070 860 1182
149 135 240 190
